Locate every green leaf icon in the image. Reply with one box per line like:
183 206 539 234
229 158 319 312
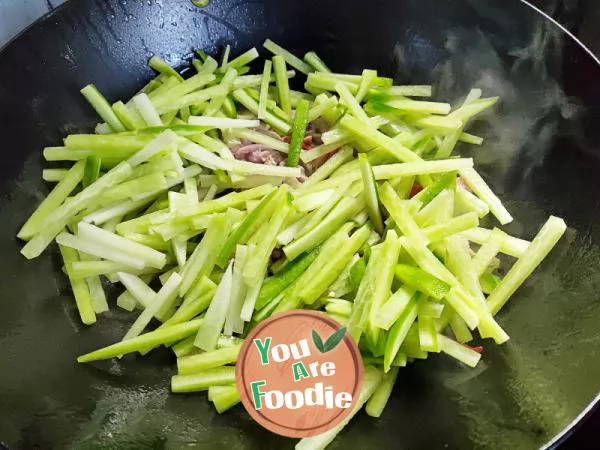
312 327 347 353
312 329 325 352
323 327 347 352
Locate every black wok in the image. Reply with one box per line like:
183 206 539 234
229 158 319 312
1 0 600 448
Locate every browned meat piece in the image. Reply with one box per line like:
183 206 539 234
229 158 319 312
304 150 336 173
231 143 286 166
310 118 330 134
305 118 329 145
457 176 471 192
283 135 313 150
256 124 285 140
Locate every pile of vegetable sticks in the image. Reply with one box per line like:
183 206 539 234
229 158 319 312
18 39 566 450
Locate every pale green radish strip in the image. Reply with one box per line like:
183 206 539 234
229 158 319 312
459 167 513 225
472 228 506 275
223 245 248 335
122 272 182 341
78 319 203 362
18 160 86 240
439 334 481 367
373 286 416 330
295 366 382 450
59 244 97 325
179 213 231 296
116 272 156 308
194 261 234 351
22 162 133 259
77 222 166 269
488 216 566 315
455 186 490 218
462 227 529 258
263 39 313 75
258 60 273 120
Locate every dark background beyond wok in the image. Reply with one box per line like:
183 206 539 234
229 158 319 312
1 0 600 448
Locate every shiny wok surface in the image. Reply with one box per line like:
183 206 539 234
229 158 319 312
1 0 600 448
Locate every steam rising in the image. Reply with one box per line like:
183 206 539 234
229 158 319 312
395 16 585 179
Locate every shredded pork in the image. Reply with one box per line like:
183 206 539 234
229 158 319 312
225 119 337 179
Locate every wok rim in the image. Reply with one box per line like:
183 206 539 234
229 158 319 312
0 0 599 447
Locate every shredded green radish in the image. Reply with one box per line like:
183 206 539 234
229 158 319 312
296 366 383 450
210 385 241 413
263 39 313 75
81 84 126 132
17 42 567 449
258 60 273 120
287 99 310 167
177 344 241 375
273 55 293 117
359 154 384 234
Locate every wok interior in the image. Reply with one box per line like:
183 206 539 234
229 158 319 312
0 0 600 448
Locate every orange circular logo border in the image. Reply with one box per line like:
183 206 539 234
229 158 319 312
236 310 364 438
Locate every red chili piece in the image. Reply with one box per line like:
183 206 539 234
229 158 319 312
409 183 424 198
302 135 313 151
464 345 483 353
